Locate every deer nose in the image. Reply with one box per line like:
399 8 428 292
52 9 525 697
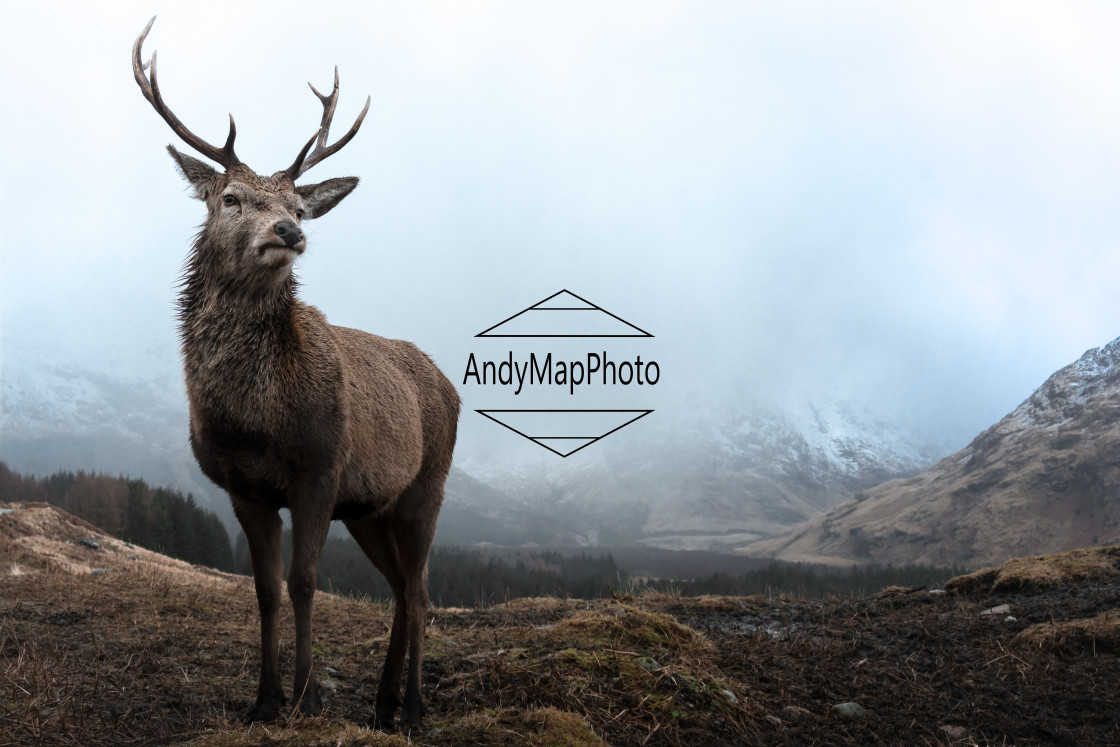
274 221 304 248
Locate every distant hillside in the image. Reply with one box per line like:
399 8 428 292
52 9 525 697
0 462 233 572
738 337 1120 567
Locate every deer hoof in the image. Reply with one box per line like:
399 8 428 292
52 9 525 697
297 689 322 717
373 707 396 731
400 699 424 730
245 696 285 723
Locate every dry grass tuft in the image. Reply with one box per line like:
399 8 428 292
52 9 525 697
1015 610 1120 656
549 605 709 654
187 718 412 746
427 707 606 746
945 545 1120 595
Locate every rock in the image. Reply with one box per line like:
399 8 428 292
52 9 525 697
1005 615 1017 623
634 656 661 673
91 569 112 575
832 702 865 719
980 604 1011 616
81 538 101 549
320 679 337 691
928 589 947 595
721 689 738 705
764 714 783 727
940 725 968 739
781 705 814 720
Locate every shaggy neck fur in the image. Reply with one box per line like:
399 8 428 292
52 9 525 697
177 230 307 423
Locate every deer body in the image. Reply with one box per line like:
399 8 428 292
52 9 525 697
134 19 458 729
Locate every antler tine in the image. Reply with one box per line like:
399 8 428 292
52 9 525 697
309 68 341 149
133 17 240 169
286 67 370 180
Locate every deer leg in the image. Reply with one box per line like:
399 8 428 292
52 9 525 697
376 488 441 734
344 517 408 730
394 503 438 730
234 500 285 722
288 497 333 717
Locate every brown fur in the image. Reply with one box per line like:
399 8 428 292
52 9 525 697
169 150 459 729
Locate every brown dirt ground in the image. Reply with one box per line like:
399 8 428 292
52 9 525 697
1 502 1118 746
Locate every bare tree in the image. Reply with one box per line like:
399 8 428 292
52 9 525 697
132 18 460 730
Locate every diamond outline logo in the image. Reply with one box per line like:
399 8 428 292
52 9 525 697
472 290 655 457
476 409 654 458
476 289 653 338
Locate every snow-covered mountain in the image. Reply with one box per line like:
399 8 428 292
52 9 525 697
739 336 1120 567
468 396 941 550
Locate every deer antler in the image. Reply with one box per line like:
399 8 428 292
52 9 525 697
286 68 371 180
133 17 240 170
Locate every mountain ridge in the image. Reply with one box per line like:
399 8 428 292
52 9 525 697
738 336 1120 567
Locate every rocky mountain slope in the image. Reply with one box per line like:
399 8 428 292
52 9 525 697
740 336 1120 568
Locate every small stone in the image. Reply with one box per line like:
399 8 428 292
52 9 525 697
764 714 783 727
321 679 337 691
980 604 1010 616
81 538 101 549
832 702 864 719
940 725 968 739
721 689 738 705
323 667 339 676
634 656 661 673
781 705 813 720
1005 615 1017 623
928 589 946 595
91 569 112 575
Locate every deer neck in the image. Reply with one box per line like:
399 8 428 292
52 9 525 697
178 258 306 414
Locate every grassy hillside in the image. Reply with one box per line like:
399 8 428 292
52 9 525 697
2 503 1118 745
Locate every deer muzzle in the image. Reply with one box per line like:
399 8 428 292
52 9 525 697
274 221 304 249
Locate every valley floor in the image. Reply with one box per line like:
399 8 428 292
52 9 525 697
1 548 1119 745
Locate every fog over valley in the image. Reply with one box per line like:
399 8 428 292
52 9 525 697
4 2 1120 556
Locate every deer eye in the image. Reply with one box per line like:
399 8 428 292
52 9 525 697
295 209 304 220
223 195 238 207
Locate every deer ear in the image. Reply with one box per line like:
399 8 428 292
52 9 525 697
167 145 220 200
296 177 359 219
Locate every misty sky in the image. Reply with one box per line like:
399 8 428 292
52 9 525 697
3 1 1120 467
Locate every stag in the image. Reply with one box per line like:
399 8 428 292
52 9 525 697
132 18 459 729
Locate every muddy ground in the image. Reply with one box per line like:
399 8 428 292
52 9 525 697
1 504 1118 745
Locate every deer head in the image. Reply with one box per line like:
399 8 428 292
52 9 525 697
133 17 370 291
